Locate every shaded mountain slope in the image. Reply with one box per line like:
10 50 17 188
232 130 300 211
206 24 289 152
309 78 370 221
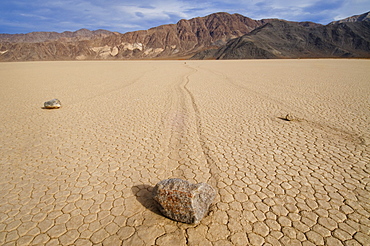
191 19 370 59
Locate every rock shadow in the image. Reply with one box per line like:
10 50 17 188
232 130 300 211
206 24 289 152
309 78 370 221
131 184 162 216
278 116 291 121
41 107 60 110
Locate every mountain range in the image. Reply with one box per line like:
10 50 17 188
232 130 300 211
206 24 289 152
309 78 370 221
0 11 369 61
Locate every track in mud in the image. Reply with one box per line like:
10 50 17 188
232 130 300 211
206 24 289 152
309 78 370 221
163 63 218 185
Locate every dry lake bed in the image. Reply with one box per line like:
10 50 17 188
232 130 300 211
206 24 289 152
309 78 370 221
0 59 369 245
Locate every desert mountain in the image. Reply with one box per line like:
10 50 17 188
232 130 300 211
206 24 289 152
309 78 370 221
192 19 370 59
0 12 269 61
0 12 369 61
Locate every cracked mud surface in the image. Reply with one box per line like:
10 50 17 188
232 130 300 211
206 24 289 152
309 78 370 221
0 60 369 245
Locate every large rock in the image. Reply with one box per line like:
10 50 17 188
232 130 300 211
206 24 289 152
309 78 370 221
152 178 216 224
44 99 61 109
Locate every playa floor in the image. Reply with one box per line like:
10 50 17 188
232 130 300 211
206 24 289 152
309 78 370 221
0 60 369 245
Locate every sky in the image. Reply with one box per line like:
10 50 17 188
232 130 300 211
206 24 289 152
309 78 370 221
1 0 369 34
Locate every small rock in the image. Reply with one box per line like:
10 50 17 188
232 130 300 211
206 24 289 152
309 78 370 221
285 113 295 121
44 99 61 109
152 178 216 224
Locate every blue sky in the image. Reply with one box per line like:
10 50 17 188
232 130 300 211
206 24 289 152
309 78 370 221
1 0 369 34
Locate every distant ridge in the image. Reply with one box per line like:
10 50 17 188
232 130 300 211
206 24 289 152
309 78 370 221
330 11 370 24
0 29 113 43
0 11 369 61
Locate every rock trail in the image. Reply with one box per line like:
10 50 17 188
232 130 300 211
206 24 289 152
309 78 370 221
183 64 219 188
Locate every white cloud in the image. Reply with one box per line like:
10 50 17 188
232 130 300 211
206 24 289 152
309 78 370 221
115 1 211 22
216 0 369 24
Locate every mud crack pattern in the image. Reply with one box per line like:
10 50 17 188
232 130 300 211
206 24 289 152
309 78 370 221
0 60 369 245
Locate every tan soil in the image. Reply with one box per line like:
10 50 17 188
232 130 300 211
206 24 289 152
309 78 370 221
0 59 369 245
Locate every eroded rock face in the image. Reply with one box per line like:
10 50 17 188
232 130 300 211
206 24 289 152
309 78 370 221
44 99 61 109
152 178 216 224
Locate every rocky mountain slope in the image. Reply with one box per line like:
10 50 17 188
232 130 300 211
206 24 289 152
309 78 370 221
192 19 370 59
0 11 369 61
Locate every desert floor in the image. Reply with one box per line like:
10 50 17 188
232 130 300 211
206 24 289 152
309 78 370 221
0 59 369 246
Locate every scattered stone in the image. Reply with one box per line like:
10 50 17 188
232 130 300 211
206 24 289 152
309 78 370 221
285 113 295 121
44 99 61 109
152 178 216 224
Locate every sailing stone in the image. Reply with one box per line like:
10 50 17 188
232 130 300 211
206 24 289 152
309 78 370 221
152 178 216 224
44 99 61 109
